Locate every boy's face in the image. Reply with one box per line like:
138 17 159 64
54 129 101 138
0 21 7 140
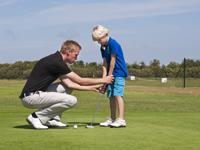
97 35 108 46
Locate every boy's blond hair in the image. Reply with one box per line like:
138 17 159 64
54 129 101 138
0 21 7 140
92 25 109 41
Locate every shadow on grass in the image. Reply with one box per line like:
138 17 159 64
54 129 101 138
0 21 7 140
14 125 34 129
67 122 99 127
14 122 100 129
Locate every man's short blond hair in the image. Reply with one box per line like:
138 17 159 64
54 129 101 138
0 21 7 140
92 25 109 41
60 40 81 53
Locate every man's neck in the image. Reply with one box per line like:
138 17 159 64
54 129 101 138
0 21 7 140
60 52 67 63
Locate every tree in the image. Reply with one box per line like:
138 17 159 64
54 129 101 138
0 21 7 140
149 59 161 77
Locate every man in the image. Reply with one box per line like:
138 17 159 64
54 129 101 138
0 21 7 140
19 40 113 129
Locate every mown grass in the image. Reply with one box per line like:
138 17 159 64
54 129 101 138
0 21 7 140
0 80 200 150
126 77 200 87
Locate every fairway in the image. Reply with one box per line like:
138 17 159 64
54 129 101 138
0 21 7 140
0 80 200 150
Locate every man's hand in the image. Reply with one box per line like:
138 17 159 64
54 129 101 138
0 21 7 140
90 84 102 92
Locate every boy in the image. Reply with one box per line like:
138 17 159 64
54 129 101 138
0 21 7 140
92 25 128 128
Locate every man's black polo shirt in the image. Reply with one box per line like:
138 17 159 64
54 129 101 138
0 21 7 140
20 51 71 98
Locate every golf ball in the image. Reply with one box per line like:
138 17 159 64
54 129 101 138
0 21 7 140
73 124 78 129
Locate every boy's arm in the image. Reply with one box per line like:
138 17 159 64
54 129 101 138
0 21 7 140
100 55 116 94
108 54 116 76
100 58 109 94
102 58 107 77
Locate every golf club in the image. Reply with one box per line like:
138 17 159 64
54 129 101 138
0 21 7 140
86 93 105 128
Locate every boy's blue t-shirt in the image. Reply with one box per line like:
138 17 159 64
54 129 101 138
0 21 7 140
101 37 128 77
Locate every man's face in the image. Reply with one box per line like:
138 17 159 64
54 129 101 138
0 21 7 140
66 46 80 64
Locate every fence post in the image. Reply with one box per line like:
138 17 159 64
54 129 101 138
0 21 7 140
183 58 186 88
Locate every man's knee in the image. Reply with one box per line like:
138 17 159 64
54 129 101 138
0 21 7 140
47 83 73 94
57 83 73 94
70 96 77 107
63 95 77 107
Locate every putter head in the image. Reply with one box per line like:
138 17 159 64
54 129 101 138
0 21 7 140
86 125 94 128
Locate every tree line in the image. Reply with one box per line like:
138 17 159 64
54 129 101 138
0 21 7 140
0 59 199 79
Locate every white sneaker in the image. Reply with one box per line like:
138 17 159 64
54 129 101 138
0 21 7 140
110 118 126 128
46 120 67 128
26 114 48 129
100 118 114 127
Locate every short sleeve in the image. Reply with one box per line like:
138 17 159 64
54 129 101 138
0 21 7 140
109 40 120 55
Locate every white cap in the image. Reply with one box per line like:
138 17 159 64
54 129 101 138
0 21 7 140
92 25 109 41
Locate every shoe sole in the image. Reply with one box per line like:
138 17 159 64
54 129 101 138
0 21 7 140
26 118 48 130
45 122 67 128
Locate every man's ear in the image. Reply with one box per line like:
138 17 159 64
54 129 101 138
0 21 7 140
65 50 71 55
62 50 69 54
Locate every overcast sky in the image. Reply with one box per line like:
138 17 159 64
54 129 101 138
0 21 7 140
0 0 200 65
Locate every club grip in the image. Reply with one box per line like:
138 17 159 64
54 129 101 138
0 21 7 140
100 84 108 94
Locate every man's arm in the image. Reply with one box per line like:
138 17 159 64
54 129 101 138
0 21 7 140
60 77 101 92
62 71 113 86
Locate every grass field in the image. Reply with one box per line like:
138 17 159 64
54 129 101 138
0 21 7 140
126 77 200 87
0 79 200 150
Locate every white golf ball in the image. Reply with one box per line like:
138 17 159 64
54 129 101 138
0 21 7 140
73 124 78 129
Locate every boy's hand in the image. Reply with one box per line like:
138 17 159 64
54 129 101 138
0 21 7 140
104 75 114 84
